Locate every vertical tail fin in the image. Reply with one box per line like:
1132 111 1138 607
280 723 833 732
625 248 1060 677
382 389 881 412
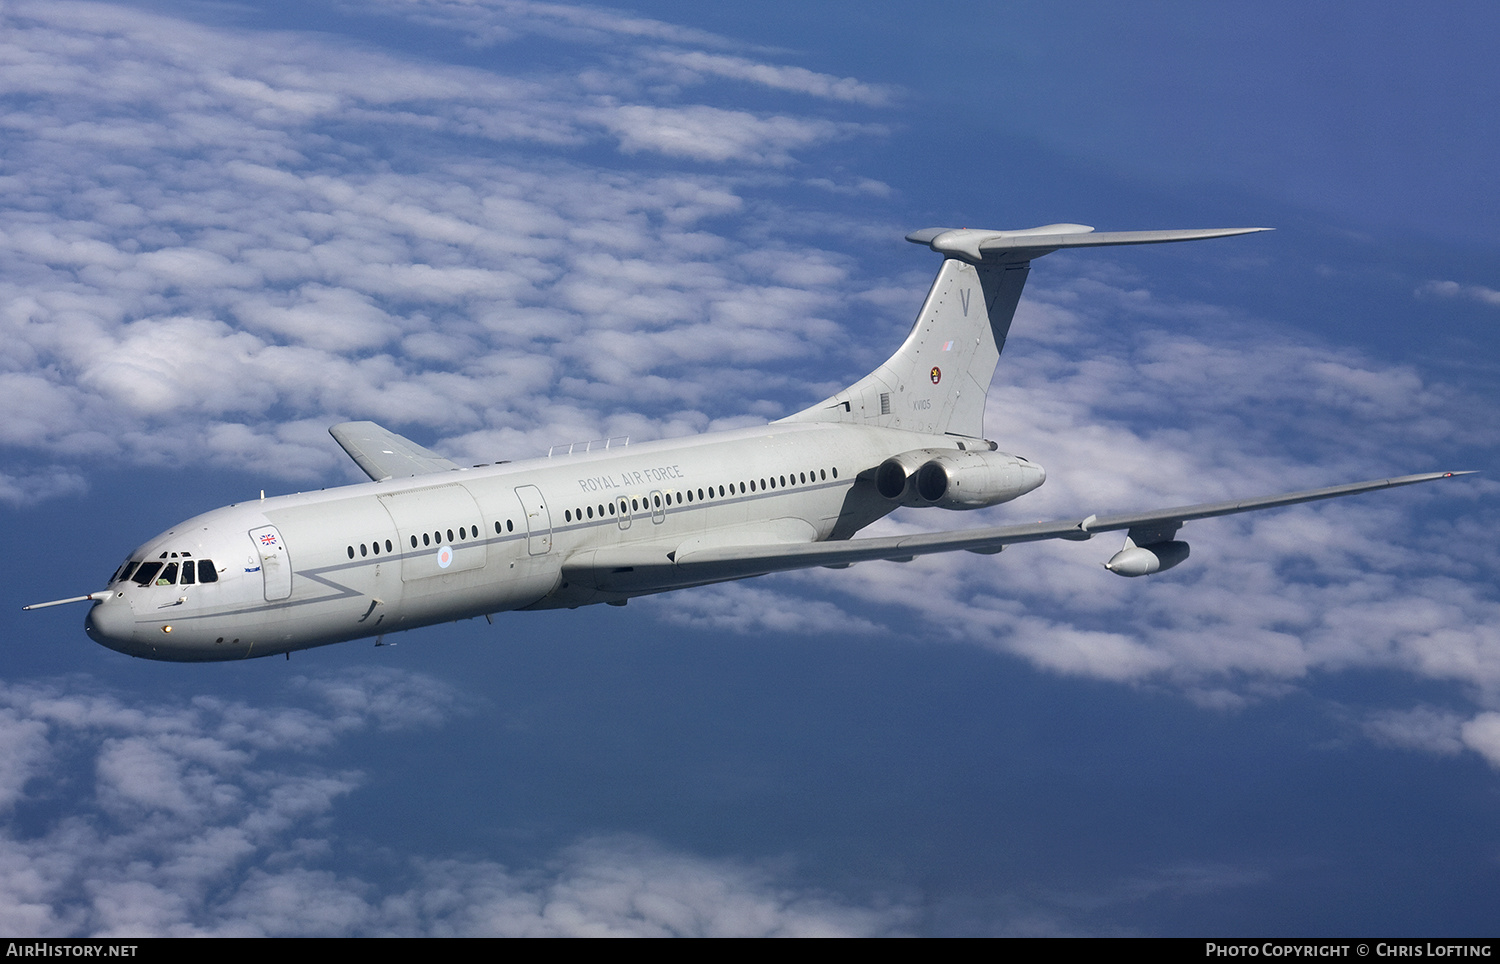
779 257 1028 438
779 224 1268 439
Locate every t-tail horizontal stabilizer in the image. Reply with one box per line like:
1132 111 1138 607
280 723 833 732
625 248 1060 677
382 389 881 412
905 225 1271 264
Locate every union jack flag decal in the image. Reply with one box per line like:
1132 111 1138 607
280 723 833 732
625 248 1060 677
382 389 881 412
260 533 278 547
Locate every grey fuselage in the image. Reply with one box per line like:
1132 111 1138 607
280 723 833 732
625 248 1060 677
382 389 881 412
86 422 956 661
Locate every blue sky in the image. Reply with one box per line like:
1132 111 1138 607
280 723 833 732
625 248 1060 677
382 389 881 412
2 0 1497 935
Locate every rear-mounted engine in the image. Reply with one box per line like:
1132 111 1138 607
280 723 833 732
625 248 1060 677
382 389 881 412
877 448 1046 510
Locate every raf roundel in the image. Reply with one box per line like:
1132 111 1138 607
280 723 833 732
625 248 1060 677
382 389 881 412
930 366 941 385
437 545 453 569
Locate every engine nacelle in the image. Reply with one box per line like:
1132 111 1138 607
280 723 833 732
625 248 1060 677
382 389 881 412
1104 540 1190 577
875 448 962 505
911 451 1046 510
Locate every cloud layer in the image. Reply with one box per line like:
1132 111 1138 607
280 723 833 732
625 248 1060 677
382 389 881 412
0 0 887 485
0 670 904 936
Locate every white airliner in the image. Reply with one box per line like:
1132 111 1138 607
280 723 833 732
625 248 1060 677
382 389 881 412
25 224 1469 661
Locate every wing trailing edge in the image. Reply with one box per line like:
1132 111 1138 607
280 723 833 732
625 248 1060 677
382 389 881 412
567 471 1470 593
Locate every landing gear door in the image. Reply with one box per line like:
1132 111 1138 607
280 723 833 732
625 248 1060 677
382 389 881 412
248 525 292 601
515 485 552 555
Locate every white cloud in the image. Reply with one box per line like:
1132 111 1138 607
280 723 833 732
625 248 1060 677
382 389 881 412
645 51 895 106
358 0 898 118
392 837 906 937
359 0 741 50
1460 712 1500 769
1364 705 1466 756
0 465 88 506
648 583 881 636
592 104 873 165
1417 279 1500 308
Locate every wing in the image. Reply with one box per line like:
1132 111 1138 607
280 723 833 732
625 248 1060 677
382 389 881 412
565 471 1469 594
329 421 460 481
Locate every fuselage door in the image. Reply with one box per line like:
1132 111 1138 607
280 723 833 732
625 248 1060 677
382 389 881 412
649 489 666 524
616 496 631 530
515 485 552 555
248 525 292 601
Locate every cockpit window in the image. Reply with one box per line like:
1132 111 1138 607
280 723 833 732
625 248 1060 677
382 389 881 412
120 557 218 587
132 562 162 586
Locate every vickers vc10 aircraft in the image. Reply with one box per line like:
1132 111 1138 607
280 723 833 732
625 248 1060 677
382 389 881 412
26 223 1469 660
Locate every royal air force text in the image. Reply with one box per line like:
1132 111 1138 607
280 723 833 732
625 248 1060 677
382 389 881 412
577 465 685 493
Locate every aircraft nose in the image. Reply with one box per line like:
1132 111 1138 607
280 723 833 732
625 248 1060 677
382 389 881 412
85 593 137 654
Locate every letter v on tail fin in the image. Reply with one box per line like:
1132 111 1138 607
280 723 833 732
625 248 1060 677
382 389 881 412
778 224 1269 440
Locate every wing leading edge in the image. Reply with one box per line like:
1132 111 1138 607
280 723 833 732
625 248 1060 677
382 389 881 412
566 471 1470 594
